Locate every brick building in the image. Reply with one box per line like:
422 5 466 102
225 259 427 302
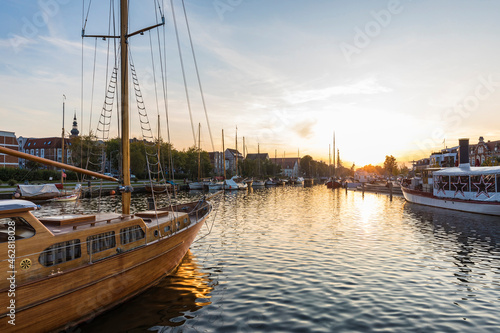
21 137 72 170
469 136 500 166
0 130 19 168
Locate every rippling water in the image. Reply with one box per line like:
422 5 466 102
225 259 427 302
37 186 500 332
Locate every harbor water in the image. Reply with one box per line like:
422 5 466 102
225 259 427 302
35 186 500 332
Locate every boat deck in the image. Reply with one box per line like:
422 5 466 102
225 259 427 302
38 210 187 235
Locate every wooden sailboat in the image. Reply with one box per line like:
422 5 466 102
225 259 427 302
0 2 216 331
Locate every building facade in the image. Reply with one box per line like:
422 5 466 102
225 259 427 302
21 137 72 169
0 130 19 168
429 147 458 168
269 157 300 177
225 148 243 173
469 136 500 166
209 151 225 175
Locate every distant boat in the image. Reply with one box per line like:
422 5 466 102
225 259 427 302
225 176 248 190
265 178 277 186
14 184 82 202
326 178 342 189
188 181 204 190
295 177 304 185
13 184 61 201
208 181 224 190
402 138 500 216
252 179 265 187
49 193 79 202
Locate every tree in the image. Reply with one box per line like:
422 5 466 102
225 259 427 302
483 156 500 166
383 155 398 176
69 134 103 172
130 141 147 178
300 155 313 177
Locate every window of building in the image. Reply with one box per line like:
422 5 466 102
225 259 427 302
39 239 81 267
41 149 44 158
87 231 116 254
120 225 145 244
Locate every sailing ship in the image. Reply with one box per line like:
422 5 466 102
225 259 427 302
401 138 500 216
0 2 216 331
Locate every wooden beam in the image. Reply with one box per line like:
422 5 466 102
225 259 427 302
0 146 118 182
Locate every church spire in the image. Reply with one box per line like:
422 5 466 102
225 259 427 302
70 111 79 137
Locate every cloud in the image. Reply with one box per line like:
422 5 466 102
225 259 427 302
292 119 317 139
0 34 37 52
284 78 393 104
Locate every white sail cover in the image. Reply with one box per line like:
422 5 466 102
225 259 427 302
18 184 60 197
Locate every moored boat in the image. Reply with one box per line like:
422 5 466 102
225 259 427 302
401 138 500 216
0 1 217 330
325 178 342 189
224 176 247 190
252 179 265 187
265 178 277 186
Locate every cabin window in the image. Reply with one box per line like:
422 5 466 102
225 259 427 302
120 225 145 244
0 217 36 243
87 231 116 254
484 175 496 193
184 217 189 226
435 176 450 191
164 225 171 233
460 176 470 192
450 176 470 193
39 239 81 267
176 221 181 230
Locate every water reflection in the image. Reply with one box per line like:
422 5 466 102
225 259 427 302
28 187 500 331
78 251 214 332
403 202 500 301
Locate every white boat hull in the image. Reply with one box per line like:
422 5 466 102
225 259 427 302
402 187 500 216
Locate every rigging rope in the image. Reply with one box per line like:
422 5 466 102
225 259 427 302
156 2 176 185
181 0 215 152
170 0 196 146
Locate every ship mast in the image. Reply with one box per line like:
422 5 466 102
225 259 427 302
120 0 131 214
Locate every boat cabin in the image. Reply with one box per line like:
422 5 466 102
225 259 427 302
432 166 500 202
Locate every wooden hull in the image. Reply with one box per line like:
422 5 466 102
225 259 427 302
402 187 500 216
326 181 342 189
0 211 207 332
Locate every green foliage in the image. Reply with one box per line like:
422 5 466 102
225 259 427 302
8 179 17 186
483 156 500 166
299 155 331 178
69 134 103 172
384 155 398 176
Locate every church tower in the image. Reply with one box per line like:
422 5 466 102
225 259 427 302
70 112 80 137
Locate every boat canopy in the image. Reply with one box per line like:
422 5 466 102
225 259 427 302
434 166 500 176
18 184 60 197
0 199 38 212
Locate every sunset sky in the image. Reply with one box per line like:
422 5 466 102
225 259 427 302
1 0 500 167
